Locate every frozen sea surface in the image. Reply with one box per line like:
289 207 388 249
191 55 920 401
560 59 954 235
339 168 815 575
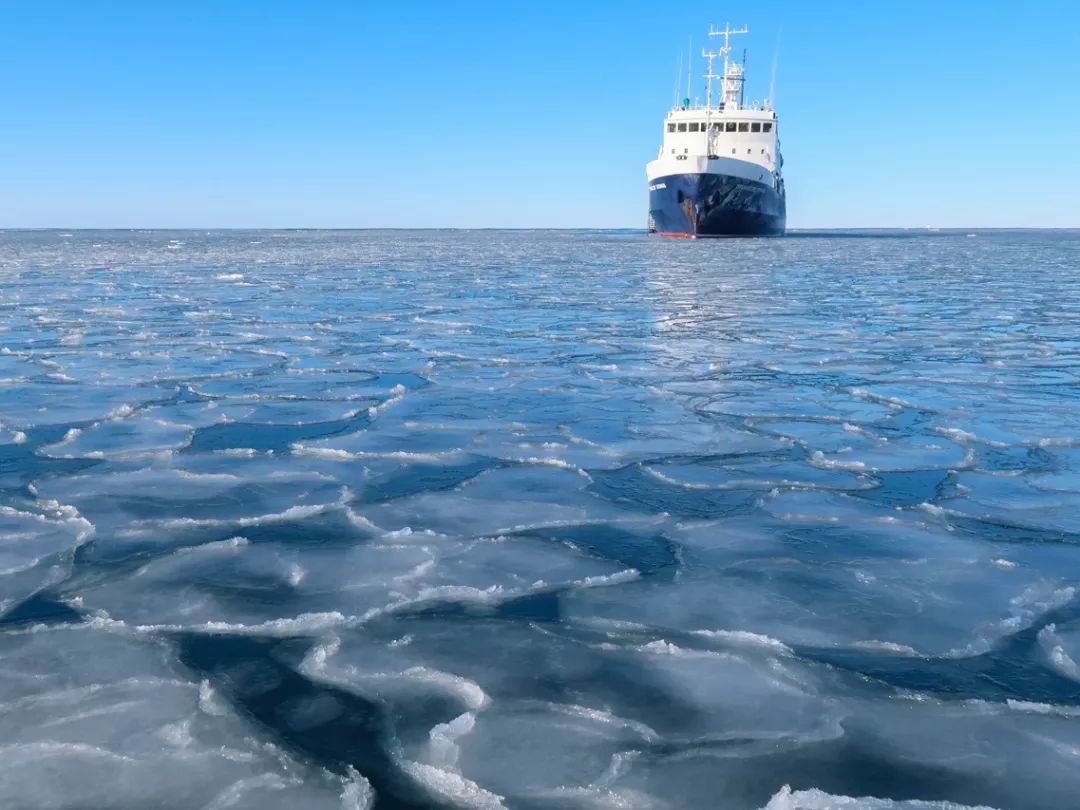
1 228 1079 810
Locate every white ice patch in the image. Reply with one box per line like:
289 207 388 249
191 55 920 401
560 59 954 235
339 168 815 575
402 667 489 711
762 786 1000 810
1038 624 1080 683
366 384 408 420
400 761 507 810
191 611 349 637
106 403 136 419
171 536 250 556
427 711 477 769
691 629 793 655
198 679 227 716
339 767 375 810
292 445 467 464
949 582 1076 657
145 502 336 531
1004 699 1080 718
809 450 867 470
291 445 358 461
851 640 923 657
288 563 306 586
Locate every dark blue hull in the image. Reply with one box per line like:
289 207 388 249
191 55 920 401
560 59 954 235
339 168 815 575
648 172 786 237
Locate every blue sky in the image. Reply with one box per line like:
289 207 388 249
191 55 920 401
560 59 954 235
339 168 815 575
1 0 1077 228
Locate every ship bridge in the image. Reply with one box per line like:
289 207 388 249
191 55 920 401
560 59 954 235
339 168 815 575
661 108 778 171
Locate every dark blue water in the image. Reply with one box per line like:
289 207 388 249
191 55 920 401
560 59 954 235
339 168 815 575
1 229 1079 810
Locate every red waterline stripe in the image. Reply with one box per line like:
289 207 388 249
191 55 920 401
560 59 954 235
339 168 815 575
656 231 697 239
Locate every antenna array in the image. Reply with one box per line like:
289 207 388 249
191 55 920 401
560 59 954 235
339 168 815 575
703 23 749 111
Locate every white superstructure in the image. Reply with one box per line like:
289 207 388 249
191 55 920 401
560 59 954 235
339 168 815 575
647 24 782 188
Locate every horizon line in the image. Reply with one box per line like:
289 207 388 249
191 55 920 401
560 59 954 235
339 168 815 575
3 226 1079 233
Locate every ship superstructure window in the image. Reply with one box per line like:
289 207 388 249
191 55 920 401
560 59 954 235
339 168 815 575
667 123 675 133
689 122 699 132
763 123 773 133
738 122 749 132
751 122 761 133
725 122 736 132
677 123 687 132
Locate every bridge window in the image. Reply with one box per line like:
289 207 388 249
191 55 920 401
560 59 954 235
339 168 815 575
725 122 736 132
677 123 687 132
738 122 749 132
667 123 675 133
689 122 699 132
751 122 761 133
763 122 773 133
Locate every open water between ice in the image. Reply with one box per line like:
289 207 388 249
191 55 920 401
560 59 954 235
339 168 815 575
1 229 1079 810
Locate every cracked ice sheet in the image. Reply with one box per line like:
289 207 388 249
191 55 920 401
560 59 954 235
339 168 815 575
29 462 349 565
38 411 195 460
937 471 1080 536
301 618 836 809
355 464 638 537
0 500 92 612
0 381 169 429
0 626 364 809
561 500 1080 657
60 523 634 632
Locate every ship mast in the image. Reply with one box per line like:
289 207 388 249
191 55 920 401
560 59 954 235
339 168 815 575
705 23 749 111
702 44 721 111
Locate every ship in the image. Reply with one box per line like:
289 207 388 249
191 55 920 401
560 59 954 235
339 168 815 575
647 23 785 237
